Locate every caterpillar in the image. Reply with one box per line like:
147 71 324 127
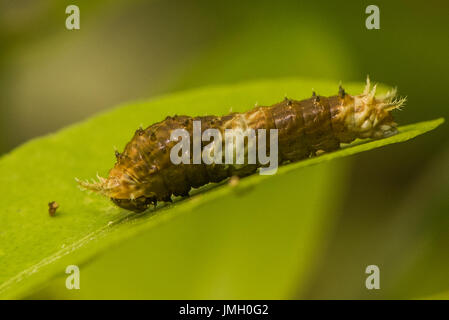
77 78 405 212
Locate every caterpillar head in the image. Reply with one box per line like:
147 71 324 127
345 77 406 140
76 166 154 212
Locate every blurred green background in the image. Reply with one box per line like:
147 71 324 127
1 0 448 299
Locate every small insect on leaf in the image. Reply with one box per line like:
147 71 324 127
48 201 59 217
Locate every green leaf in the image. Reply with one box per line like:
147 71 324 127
423 290 449 300
0 78 443 299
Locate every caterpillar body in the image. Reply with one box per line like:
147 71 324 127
78 78 405 212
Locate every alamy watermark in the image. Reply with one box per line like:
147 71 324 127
65 5 80 30
65 265 80 290
170 120 279 175
365 5 380 30
365 264 380 290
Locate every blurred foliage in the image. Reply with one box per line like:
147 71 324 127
0 0 448 299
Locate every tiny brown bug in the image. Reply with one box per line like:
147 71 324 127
48 201 59 217
78 78 405 212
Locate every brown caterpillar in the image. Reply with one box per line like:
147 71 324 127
78 78 405 212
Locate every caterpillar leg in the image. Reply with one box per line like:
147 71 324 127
111 196 154 213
